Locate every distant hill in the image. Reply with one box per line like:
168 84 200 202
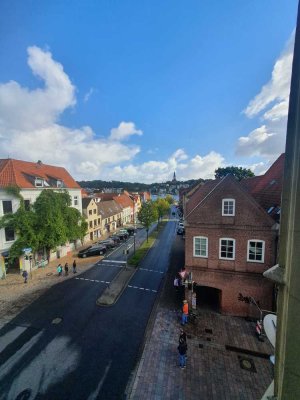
77 179 203 193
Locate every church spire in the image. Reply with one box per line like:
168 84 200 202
172 171 177 182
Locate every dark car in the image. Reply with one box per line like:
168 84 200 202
98 239 116 249
78 245 107 258
109 235 121 244
177 227 185 235
116 232 128 241
126 227 135 236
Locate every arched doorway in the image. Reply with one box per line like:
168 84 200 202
194 285 222 312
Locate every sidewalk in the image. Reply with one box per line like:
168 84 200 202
0 243 101 321
127 305 273 400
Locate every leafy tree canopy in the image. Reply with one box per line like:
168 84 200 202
165 194 174 205
154 198 170 222
214 166 255 181
138 201 158 241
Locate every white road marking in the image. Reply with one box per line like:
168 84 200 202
102 259 126 264
140 268 164 274
127 285 157 293
75 278 110 285
87 360 112 400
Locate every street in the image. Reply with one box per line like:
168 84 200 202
0 219 177 400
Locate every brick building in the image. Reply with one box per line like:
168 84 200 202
184 155 284 317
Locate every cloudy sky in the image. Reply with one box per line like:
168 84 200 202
0 1 298 183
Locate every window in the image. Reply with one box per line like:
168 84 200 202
98 218 100 224
89 210 93 215
5 227 15 242
93 209 97 214
222 199 235 216
247 240 265 263
2 200 12 214
193 236 208 258
24 200 30 211
89 221 93 228
219 238 235 260
35 178 44 187
73 196 78 206
57 180 62 188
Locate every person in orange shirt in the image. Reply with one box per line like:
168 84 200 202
181 300 189 325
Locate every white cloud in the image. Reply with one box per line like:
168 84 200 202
109 121 143 141
104 150 224 183
0 46 142 180
83 87 95 103
236 32 294 159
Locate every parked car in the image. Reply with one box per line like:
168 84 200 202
118 229 128 235
178 222 184 229
125 227 135 236
98 239 116 249
116 232 128 241
78 245 107 258
109 235 121 244
177 227 185 235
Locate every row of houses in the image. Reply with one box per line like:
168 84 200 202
0 158 150 279
181 154 284 317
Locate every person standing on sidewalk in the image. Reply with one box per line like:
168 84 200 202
72 260 77 273
181 300 189 325
57 264 63 276
22 270 28 283
64 262 69 276
178 338 187 369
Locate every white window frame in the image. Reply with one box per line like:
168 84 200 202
222 198 235 216
73 196 78 206
247 240 265 263
57 180 63 188
219 238 235 260
35 178 44 187
193 236 208 258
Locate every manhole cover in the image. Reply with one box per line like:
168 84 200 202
52 317 62 325
238 356 257 373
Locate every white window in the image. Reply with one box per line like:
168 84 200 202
219 238 235 260
57 180 63 188
5 227 15 242
73 196 78 206
222 199 235 216
247 240 265 263
193 236 208 258
35 178 44 187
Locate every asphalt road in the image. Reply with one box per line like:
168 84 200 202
0 218 178 400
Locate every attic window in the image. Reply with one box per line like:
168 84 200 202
35 178 44 187
57 180 63 188
268 206 274 214
222 199 235 216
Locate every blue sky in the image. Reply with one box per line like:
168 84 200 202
0 1 298 182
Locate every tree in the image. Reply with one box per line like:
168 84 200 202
0 189 88 263
138 201 158 242
165 194 174 205
214 166 255 181
154 198 170 224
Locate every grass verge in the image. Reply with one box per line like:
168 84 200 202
128 221 167 267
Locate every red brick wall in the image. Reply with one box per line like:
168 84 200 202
184 176 277 316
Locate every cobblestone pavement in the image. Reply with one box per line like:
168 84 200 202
129 306 273 400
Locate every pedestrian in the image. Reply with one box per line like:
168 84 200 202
22 270 28 283
57 264 62 276
64 262 69 276
173 276 179 292
181 300 189 325
179 328 188 360
178 338 187 369
72 260 77 273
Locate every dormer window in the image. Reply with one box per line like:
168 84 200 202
57 180 63 188
222 199 235 216
35 178 44 187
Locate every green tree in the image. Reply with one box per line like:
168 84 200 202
138 201 158 242
154 198 170 224
214 166 255 181
165 194 174 205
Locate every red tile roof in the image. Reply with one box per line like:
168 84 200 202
0 159 80 189
185 179 221 216
113 193 134 209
